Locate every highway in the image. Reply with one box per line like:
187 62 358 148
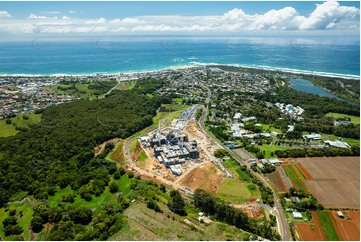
197 86 291 241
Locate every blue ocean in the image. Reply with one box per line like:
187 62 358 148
0 36 359 77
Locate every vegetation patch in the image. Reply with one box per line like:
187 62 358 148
283 164 306 191
318 211 340 241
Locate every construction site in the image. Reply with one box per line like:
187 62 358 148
129 106 232 192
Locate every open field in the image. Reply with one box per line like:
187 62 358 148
267 168 288 193
329 210 360 241
260 124 282 134
0 113 42 138
115 80 136 91
326 112 360 124
256 144 291 158
297 157 360 209
294 211 326 241
318 211 340 241
110 203 249 241
179 162 225 193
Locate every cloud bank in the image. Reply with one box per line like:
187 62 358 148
0 1 359 36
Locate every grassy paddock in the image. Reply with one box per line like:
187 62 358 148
317 211 339 241
0 113 42 138
256 144 291 158
283 165 305 191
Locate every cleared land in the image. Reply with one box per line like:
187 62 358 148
267 167 288 193
294 223 325 241
329 210 360 241
179 162 225 193
294 211 326 241
297 157 360 209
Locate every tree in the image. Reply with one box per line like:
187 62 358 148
68 206 93 225
31 216 43 233
214 149 228 158
168 190 187 216
109 181 119 193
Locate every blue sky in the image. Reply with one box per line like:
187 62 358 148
1 1 359 18
0 1 359 38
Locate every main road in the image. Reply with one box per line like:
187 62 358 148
197 85 291 241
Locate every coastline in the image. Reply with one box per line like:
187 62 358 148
0 63 359 80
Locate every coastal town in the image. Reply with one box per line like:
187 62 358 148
0 65 359 241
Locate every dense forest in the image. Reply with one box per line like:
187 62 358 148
0 79 170 207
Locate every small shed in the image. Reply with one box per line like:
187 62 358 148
292 212 303 219
336 211 345 218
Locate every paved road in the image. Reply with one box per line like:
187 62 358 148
197 89 291 241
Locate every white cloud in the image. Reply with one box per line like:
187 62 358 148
28 13 48 19
0 1 359 35
0 11 12 18
121 17 149 24
299 1 359 30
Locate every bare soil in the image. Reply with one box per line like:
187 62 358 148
231 204 263 220
267 167 288 193
178 162 225 194
329 210 360 241
297 157 360 209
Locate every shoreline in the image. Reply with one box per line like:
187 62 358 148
0 63 359 80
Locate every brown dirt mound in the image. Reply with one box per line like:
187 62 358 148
179 162 225 193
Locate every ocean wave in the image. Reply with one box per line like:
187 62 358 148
0 62 359 80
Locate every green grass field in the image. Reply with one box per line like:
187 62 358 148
318 211 339 241
283 165 306 191
326 112 360 124
0 113 42 138
256 144 292 158
44 80 117 99
261 124 282 134
217 159 258 203
321 133 360 146
217 179 255 204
